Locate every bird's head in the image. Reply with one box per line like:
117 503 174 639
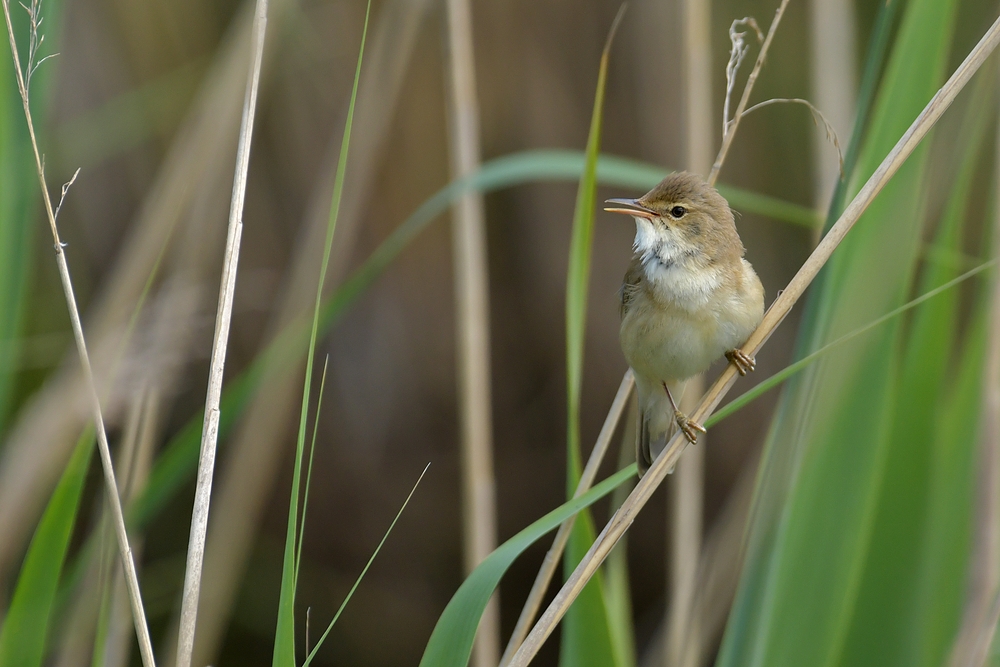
605 172 743 271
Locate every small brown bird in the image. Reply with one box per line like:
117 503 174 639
605 172 764 476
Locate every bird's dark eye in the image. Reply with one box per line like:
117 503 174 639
670 205 686 219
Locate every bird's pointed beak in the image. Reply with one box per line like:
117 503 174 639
604 198 657 219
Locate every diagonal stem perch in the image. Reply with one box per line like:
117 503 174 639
507 11 1000 666
0 1 157 665
174 2 269 667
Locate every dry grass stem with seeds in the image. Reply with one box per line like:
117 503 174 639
173 2 268 667
0 1 156 664
710 0 790 184
506 11 1000 666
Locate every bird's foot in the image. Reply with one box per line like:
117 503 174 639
726 348 756 376
674 410 706 444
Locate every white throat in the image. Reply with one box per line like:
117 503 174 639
632 216 721 309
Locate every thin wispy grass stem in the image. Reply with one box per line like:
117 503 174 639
507 13 1000 666
0 2 156 665
174 2 268 667
443 0 499 663
708 0 791 185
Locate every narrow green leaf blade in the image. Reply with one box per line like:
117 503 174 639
272 2 372 664
418 465 636 667
717 0 960 663
835 73 992 667
0 428 94 667
562 12 624 667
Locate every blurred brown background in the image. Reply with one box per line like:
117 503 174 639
1 0 883 664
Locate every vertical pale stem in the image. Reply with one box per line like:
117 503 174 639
808 0 857 214
664 0 711 664
174 2 268 667
444 0 499 664
667 379 704 667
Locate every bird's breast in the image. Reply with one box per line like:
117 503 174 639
620 260 762 382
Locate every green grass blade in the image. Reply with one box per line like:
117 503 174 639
908 301 988 667
272 2 372 665
717 0 960 663
302 463 430 666
418 465 636 667
295 355 329 587
562 10 624 667
834 72 993 667
0 428 94 667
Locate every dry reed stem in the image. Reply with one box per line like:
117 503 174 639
105 387 159 667
666 377 704 667
0 0 269 583
808 0 856 213
499 372 634 665
507 13 1000 666
0 2 155 664
444 0 499 663
664 0 713 664
173 2 268 666
709 0 791 185
946 66 1000 667
179 3 434 663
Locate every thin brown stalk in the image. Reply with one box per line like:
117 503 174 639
444 0 499 664
664 0 712 664
507 13 1000 666
708 0 792 185
500 372 634 665
173 1 268 666
0 1 155 664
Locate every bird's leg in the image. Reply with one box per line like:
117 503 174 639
663 381 705 445
726 348 756 376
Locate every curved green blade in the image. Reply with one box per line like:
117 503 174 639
0 429 93 667
419 465 636 667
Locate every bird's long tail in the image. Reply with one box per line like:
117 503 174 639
635 376 685 477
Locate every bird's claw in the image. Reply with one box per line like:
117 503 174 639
674 410 706 444
726 348 756 376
